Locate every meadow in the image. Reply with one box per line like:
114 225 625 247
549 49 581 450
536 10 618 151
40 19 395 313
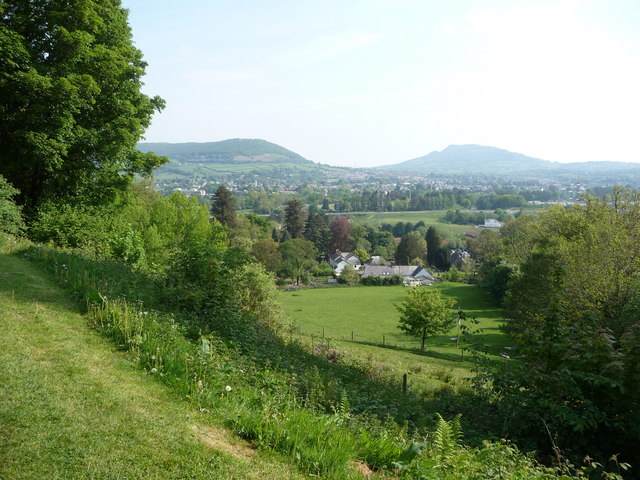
327 211 476 237
281 283 514 395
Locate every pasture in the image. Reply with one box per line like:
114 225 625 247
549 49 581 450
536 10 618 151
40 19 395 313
281 283 513 394
327 210 475 237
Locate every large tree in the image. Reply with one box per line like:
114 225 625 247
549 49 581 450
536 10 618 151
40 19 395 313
211 185 237 229
329 216 351 252
283 199 306 239
0 0 165 215
426 226 450 270
396 288 455 351
395 231 427 265
279 238 317 285
303 212 330 254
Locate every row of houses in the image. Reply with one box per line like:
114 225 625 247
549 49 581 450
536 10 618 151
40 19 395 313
328 250 436 286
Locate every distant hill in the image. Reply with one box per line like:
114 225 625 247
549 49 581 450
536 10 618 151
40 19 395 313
138 138 349 185
138 138 313 165
378 145 556 174
377 145 640 184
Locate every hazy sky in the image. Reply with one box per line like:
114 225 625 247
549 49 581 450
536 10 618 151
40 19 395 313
122 0 640 167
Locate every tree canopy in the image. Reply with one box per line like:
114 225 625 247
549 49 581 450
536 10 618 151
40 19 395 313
0 0 165 216
396 288 455 351
211 185 237 229
395 231 427 265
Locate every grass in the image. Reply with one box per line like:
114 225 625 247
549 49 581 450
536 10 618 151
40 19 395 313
281 283 513 393
327 210 477 238
0 252 306 480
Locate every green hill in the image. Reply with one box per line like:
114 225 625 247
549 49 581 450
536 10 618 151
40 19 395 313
379 145 557 174
379 144 640 181
138 138 314 165
138 138 347 183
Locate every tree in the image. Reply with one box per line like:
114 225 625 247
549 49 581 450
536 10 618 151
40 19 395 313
251 238 282 272
329 216 351 252
284 199 306 239
211 185 237 229
426 226 449 269
396 288 455 351
303 212 330 254
279 238 317 284
0 0 166 216
395 231 427 265
0 175 24 235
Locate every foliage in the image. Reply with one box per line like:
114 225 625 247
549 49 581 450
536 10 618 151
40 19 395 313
303 212 330 254
425 226 450 270
472 188 640 469
251 237 283 272
361 274 404 286
329 216 351 252
337 265 360 285
279 238 317 285
395 231 427 265
396 288 455 351
0 0 166 215
0 175 24 235
284 199 306 239
211 185 238 228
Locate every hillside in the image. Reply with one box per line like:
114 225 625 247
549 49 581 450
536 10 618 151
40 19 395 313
379 144 640 181
0 251 305 480
138 138 348 184
138 138 314 165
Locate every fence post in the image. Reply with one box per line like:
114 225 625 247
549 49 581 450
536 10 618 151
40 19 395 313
311 334 314 352
402 373 407 393
322 327 325 338
383 334 385 346
351 330 354 341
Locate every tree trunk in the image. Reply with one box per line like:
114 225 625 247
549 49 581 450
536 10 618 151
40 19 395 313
421 329 426 351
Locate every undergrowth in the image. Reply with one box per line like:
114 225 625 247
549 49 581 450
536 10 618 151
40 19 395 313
15 242 597 479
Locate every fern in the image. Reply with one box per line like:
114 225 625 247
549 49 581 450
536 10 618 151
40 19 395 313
432 413 463 464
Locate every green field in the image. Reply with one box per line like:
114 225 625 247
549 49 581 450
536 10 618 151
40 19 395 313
327 211 475 237
281 283 513 394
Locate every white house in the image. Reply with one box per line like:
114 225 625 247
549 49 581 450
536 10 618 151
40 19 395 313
329 251 361 275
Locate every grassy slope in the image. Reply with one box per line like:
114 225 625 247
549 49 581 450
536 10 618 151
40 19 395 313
0 253 305 480
281 283 513 393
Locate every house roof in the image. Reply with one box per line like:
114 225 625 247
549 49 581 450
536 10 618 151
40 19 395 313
361 265 435 283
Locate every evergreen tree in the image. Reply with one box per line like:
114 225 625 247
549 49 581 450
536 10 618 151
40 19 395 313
284 199 306 239
303 213 330 254
211 185 237 228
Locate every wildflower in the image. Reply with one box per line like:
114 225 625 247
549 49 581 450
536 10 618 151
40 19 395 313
151 355 156 360
151 367 157 373
225 385 232 392
197 380 203 388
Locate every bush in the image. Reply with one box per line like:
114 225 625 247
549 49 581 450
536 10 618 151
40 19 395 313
0 175 24 235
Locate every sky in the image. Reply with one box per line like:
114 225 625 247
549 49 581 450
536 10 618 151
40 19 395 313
122 0 640 168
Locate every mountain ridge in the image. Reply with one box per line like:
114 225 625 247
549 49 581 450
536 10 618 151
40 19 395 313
378 144 639 174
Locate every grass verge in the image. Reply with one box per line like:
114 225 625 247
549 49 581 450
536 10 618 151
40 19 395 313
0 252 305 480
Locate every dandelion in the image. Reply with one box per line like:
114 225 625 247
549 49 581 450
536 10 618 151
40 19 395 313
151 355 156 360
225 385 232 392
151 367 157 373
197 380 203 388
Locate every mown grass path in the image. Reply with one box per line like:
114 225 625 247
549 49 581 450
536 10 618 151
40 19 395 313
0 253 305 480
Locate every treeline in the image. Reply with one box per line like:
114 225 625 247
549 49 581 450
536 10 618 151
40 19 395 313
240 186 528 214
